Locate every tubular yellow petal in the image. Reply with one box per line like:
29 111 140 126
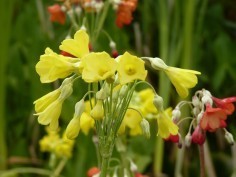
80 113 95 135
34 89 61 113
59 30 89 58
165 67 201 98
65 116 80 139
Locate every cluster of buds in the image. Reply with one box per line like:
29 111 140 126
171 89 236 146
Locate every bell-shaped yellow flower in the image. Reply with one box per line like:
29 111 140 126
37 99 63 130
164 67 201 98
80 113 95 135
90 100 104 120
34 89 61 113
81 52 118 83
65 117 80 139
59 29 90 58
117 52 147 85
119 109 143 136
157 109 178 139
36 48 80 83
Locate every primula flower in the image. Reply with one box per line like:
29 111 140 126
116 0 138 28
157 108 179 139
36 48 80 83
200 104 227 132
48 4 66 24
165 134 180 143
117 52 147 85
164 67 201 98
81 52 118 83
119 109 143 135
37 99 63 130
59 29 90 58
39 130 60 152
34 89 61 113
212 96 236 115
87 167 100 177
191 126 206 145
80 113 95 135
138 89 157 116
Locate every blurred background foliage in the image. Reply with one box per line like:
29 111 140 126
0 0 236 177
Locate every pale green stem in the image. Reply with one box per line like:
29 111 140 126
0 167 58 177
182 0 195 68
0 0 14 170
174 146 185 177
50 158 67 177
154 0 170 175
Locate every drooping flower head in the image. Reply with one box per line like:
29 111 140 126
212 96 236 115
117 52 147 85
200 104 227 132
191 125 206 145
48 4 66 24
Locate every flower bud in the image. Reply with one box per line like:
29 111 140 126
90 100 104 120
140 119 150 138
184 133 192 147
153 95 164 111
119 85 128 98
75 99 85 117
144 57 168 70
130 160 138 172
192 107 200 117
191 126 206 145
201 95 213 106
196 111 204 124
192 95 200 107
96 89 107 100
225 131 234 145
65 117 80 139
172 108 181 123
59 83 73 100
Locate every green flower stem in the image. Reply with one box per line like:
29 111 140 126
50 158 68 177
100 156 110 177
0 167 57 177
93 0 110 43
0 0 15 170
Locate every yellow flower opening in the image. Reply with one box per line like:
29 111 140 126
157 108 179 139
34 89 61 113
164 67 201 98
36 48 79 83
117 52 147 85
80 112 95 135
59 29 90 58
81 52 118 83
37 99 63 130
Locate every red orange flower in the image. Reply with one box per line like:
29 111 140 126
200 104 227 132
165 134 180 143
48 4 66 24
116 0 138 28
87 167 100 177
212 96 236 115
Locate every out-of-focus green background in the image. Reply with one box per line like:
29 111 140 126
0 0 236 176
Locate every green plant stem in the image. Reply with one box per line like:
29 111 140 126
182 0 195 68
100 156 110 177
154 1 170 176
0 167 57 177
50 158 67 177
0 0 15 170
174 146 185 177
199 145 205 177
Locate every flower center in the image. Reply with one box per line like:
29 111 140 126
125 64 136 75
98 68 109 77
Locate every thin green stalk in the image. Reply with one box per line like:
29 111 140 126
50 158 67 177
0 167 57 177
182 0 196 68
100 156 110 177
199 145 205 177
0 0 14 170
154 0 170 176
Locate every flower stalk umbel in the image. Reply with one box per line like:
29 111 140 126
34 29 201 177
171 89 236 177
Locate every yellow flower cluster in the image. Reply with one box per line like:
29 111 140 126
39 128 75 158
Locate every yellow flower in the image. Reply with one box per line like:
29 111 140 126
59 29 90 58
65 117 80 139
119 109 143 136
90 100 104 120
80 113 95 135
80 52 118 83
157 108 178 139
37 99 63 130
138 89 157 116
117 52 147 85
36 48 80 83
164 67 201 98
39 130 60 152
34 89 61 113
54 134 75 158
